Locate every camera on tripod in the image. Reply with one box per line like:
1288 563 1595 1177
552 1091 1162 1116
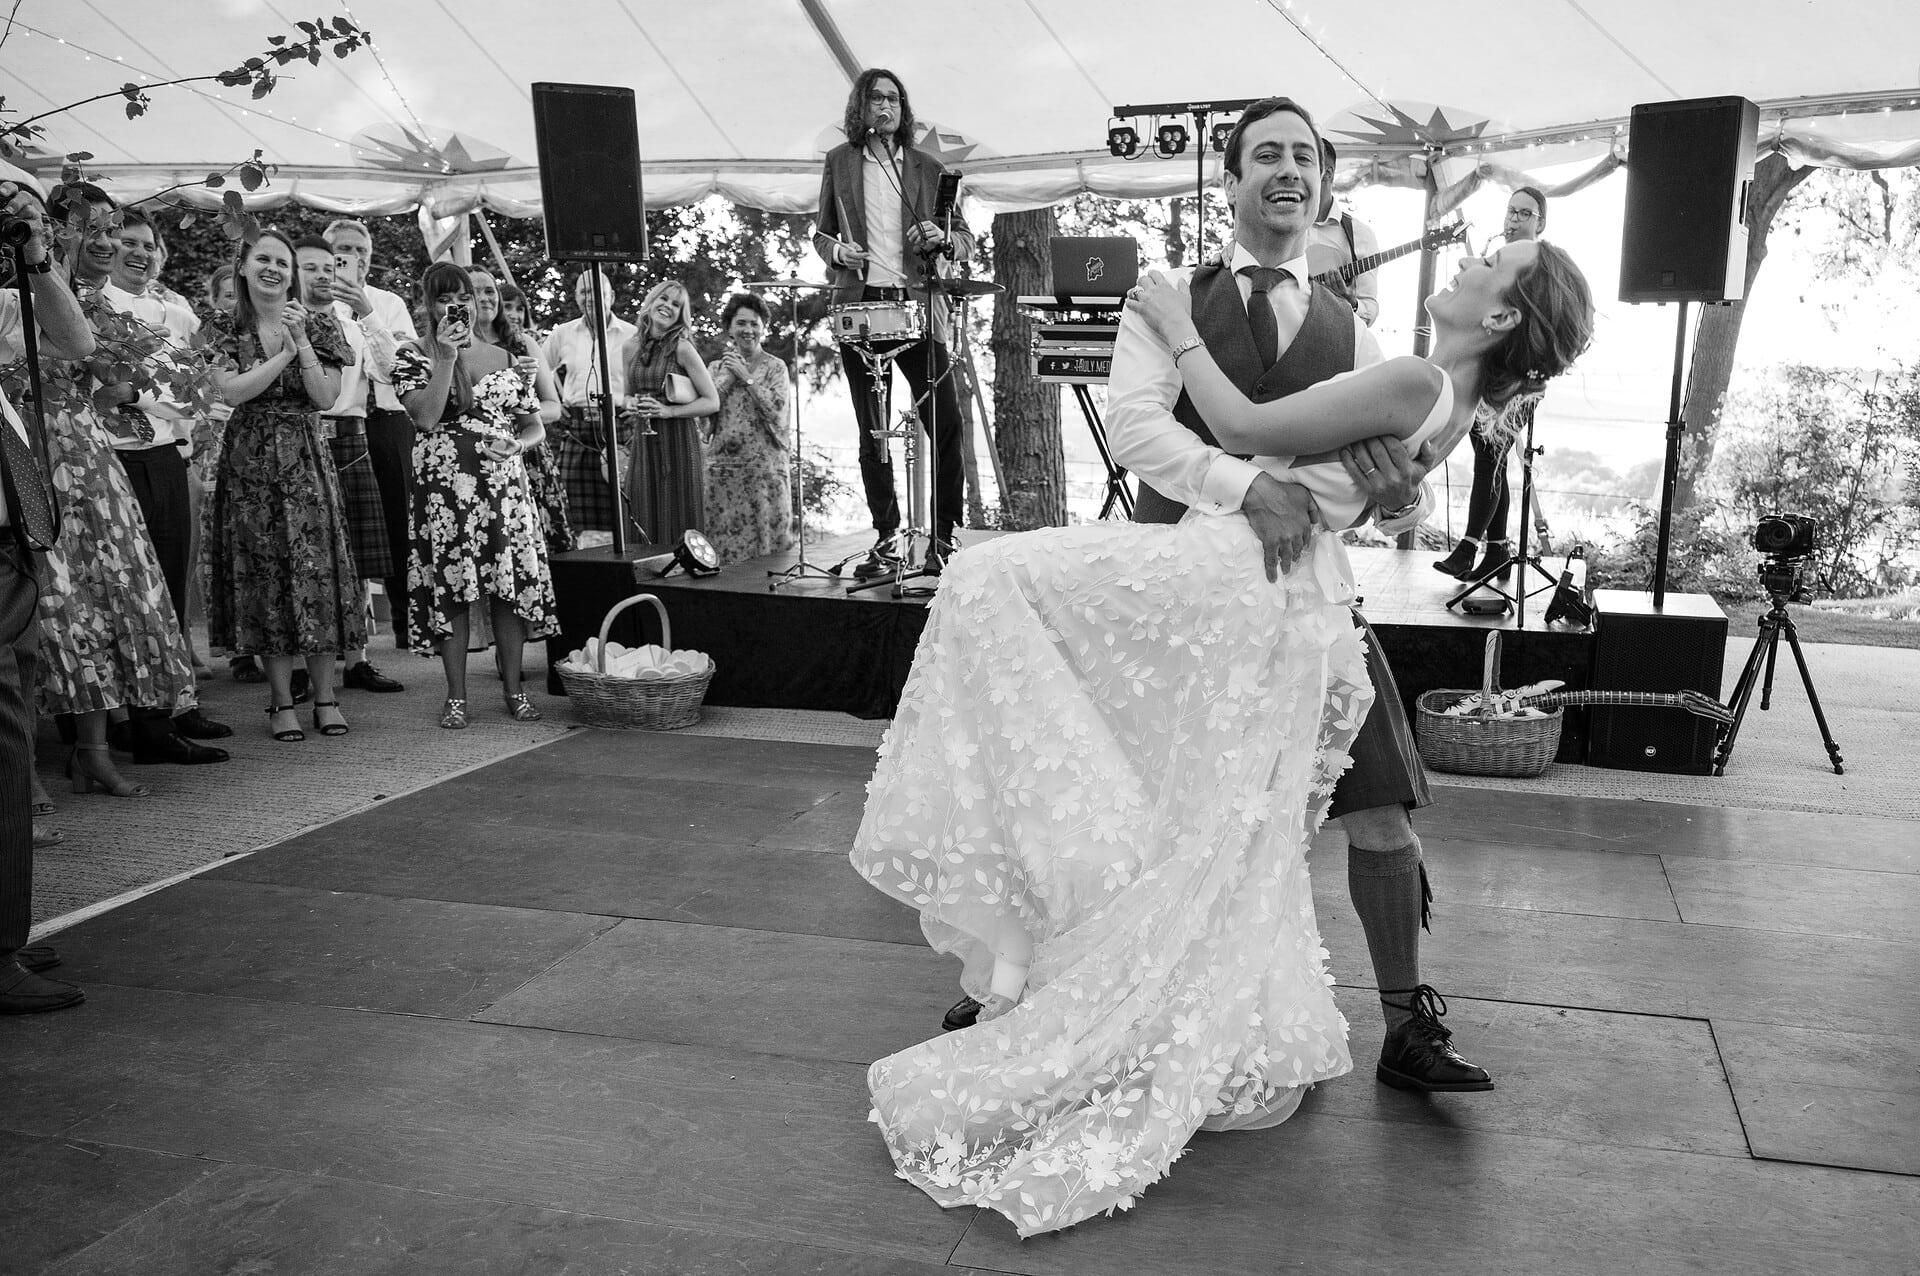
1749 512 1819 604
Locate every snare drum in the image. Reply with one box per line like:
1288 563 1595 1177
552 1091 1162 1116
831 299 925 350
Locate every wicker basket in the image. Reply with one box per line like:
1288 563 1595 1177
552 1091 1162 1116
556 593 715 730
1414 631 1563 778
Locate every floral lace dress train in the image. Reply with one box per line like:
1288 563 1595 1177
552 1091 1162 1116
850 514 1374 1236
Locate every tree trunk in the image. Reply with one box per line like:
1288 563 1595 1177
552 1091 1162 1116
1672 153 1818 513
990 207 1066 529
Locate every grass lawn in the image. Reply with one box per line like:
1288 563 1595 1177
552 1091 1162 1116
1710 594 1920 649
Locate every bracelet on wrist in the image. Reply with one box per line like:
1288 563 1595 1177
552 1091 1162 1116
1170 335 1205 364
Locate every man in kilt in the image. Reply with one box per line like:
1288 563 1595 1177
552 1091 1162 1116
542 269 637 537
298 236 403 691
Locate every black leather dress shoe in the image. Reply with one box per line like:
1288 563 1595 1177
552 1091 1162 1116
852 536 902 581
0 962 84 1014
1377 985 1494 1092
129 734 230 766
343 660 405 693
174 708 233 739
942 995 983 1032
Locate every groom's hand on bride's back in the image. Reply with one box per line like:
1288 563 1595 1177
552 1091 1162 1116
1242 474 1317 582
1339 435 1430 516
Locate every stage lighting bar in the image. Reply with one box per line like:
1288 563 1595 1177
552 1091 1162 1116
1103 97 1262 162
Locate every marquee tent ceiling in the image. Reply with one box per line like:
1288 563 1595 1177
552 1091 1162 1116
5 0 1919 219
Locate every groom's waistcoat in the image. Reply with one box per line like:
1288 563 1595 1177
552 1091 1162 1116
1132 263 1356 525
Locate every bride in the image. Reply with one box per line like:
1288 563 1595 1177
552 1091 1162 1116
851 238 1593 1236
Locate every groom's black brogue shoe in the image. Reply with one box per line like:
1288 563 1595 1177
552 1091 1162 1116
0 960 85 1015
942 995 983 1032
1377 984 1494 1092
174 708 234 739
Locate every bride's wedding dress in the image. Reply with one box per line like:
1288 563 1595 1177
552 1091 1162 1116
851 375 1452 1236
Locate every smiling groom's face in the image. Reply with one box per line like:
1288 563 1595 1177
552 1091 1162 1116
1223 110 1320 260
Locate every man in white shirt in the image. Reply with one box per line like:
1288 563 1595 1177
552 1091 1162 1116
1 175 94 1013
542 269 637 535
324 219 418 648
95 205 231 756
300 235 404 693
1307 139 1382 327
1100 97 1491 1095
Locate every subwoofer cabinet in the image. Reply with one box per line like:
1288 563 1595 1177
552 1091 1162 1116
1586 590 1728 774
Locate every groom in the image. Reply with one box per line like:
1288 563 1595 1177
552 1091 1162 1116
1102 97 1491 1093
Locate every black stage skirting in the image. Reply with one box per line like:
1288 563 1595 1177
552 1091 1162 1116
547 532 1724 767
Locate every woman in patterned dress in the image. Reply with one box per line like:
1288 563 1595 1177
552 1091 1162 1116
620 280 717 551
394 262 556 729
468 268 572 556
204 228 360 743
701 292 793 565
0 189 195 798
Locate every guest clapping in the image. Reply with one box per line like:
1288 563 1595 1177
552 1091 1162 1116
394 263 557 729
203 229 361 742
703 292 792 564
622 280 717 551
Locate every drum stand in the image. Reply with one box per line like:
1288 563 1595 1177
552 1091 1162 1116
1446 401 1557 624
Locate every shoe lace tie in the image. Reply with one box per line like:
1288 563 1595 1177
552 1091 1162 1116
1382 983 1453 1045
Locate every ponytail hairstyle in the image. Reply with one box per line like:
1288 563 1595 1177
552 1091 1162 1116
1474 241 1594 446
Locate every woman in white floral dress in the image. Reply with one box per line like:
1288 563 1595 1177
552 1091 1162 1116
851 240 1594 1235
393 262 556 729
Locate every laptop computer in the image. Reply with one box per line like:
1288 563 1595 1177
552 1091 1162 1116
1048 236 1140 300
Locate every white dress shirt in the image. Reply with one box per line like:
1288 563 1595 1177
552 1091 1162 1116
860 144 909 289
361 284 417 412
326 299 399 420
544 315 638 407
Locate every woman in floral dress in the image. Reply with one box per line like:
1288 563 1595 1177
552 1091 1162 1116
486 277 573 555
620 279 717 551
702 292 793 564
0 192 195 798
394 262 556 729
204 228 360 742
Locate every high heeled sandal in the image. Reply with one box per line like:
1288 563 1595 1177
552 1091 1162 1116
310 699 350 736
440 698 469 730
265 703 306 743
66 743 152 798
504 692 541 722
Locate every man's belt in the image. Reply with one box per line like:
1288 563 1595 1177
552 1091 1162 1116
322 415 368 438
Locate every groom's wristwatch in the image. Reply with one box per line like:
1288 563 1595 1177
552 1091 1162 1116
1380 496 1421 521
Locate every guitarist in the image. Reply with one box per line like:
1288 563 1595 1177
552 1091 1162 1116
1306 139 1381 326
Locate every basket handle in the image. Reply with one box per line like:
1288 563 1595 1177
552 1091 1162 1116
595 593 671 674
1479 631 1503 717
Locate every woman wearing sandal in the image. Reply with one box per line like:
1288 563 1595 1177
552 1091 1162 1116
204 229 359 742
394 263 556 729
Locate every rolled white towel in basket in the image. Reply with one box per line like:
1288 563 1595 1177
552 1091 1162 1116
561 639 712 682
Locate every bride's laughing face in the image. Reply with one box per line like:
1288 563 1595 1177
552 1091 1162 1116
1426 240 1537 333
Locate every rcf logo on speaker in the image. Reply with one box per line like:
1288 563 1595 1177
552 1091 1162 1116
1084 257 1105 282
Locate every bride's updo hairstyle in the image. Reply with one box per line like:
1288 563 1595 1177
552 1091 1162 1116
1482 241 1594 413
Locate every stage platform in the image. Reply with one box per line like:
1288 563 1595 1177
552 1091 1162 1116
549 532 1688 763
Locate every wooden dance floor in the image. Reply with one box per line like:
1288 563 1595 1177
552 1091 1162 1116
4 727 1915 1273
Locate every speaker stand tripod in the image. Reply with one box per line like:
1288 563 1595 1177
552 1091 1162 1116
1446 399 1557 623
1711 586 1845 776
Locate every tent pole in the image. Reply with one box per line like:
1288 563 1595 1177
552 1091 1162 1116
1410 154 1440 359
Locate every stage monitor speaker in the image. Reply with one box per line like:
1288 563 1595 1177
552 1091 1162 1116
1586 589 1728 775
531 82 647 262
1618 96 1758 305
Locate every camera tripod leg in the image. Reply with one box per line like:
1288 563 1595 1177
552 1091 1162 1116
1778 617 1845 774
1712 622 1774 776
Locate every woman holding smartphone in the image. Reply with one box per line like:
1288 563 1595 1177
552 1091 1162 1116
392 262 556 728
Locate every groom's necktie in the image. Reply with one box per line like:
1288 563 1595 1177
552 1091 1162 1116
1239 265 1291 372
0 400 59 551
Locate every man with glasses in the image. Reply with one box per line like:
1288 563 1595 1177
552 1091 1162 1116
813 68 975 578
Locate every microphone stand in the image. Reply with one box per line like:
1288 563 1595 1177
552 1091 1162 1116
581 265 637 554
764 280 837 589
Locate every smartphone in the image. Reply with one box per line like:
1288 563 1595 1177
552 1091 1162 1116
333 254 361 286
444 301 471 329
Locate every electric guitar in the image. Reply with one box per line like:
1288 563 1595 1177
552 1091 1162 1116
1310 218 1470 289
1443 687 1735 726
